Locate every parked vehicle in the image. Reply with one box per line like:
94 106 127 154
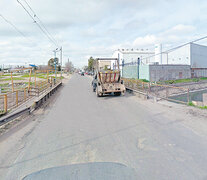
92 58 125 97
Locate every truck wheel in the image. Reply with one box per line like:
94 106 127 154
96 87 100 97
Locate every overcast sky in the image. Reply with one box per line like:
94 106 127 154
0 0 207 67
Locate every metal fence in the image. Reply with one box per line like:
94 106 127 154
122 78 190 104
0 69 62 116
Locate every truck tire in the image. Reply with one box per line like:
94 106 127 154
96 87 103 97
96 87 100 97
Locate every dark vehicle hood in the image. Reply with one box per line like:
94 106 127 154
22 162 138 180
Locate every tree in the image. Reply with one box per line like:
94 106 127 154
48 58 59 69
88 57 95 71
65 61 74 73
83 66 89 72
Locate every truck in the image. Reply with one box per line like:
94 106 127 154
92 58 126 97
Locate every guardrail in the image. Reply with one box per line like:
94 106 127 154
0 80 62 125
0 78 61 116
122 78 190 104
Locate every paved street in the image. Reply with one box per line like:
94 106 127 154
1 74 207 179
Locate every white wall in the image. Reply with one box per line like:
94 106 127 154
112 50 155 65
191 43 207 68
155 44 162 64
167 44 191 65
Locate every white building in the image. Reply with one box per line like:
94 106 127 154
112 49 155 65
113 43 207 68
159 43 207 68
112 43 207 80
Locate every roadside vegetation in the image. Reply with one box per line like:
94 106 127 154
188 101 207 110
126 78 149 83
0 77 24 81
158 77 207 85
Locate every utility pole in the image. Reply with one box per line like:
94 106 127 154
60 47 63 81
53 49 57 84
67 58 69 75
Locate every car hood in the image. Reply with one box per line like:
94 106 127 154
22 162 138 180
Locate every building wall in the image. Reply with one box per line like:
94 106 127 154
149 65 191 82
112 50 155 64
191 68 207 78
166 44 191 65
122 64 192 81
191 43 207 68
139 65 150 81
122 65 138 79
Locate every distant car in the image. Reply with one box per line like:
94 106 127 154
81 72 84 76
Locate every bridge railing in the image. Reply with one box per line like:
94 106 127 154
122 78 190 104
0 76 61 116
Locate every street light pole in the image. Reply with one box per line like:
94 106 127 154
60 46 62 82
53 49 57 84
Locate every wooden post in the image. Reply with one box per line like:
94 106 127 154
11 72 14 92
28 69 32 90
4 94 7 113
24 88 27 101
148 83 151 93
16 90 18 107
187 88 190 103
35 71 36 88
47 70 49 83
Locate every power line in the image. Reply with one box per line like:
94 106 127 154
22 0 59 47
0 14 53 60
0 14 27 38
139 35 207 64
17 0 59 47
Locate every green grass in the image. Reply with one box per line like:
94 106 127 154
188 102 195 106
21 73 50 78
188 101 207 110
199 77 207 80
0 77 25 81
127 78 149 83
21 74 33 78
159 77 207 85
2 74 18 77
199 106 207 109
140 79 149 83
0 83 9 86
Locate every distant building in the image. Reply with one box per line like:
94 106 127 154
111 49 155 76
161 43 207 68
112 48 155 65
119 43 207 81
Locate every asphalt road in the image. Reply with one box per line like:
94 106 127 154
1 74 207 179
